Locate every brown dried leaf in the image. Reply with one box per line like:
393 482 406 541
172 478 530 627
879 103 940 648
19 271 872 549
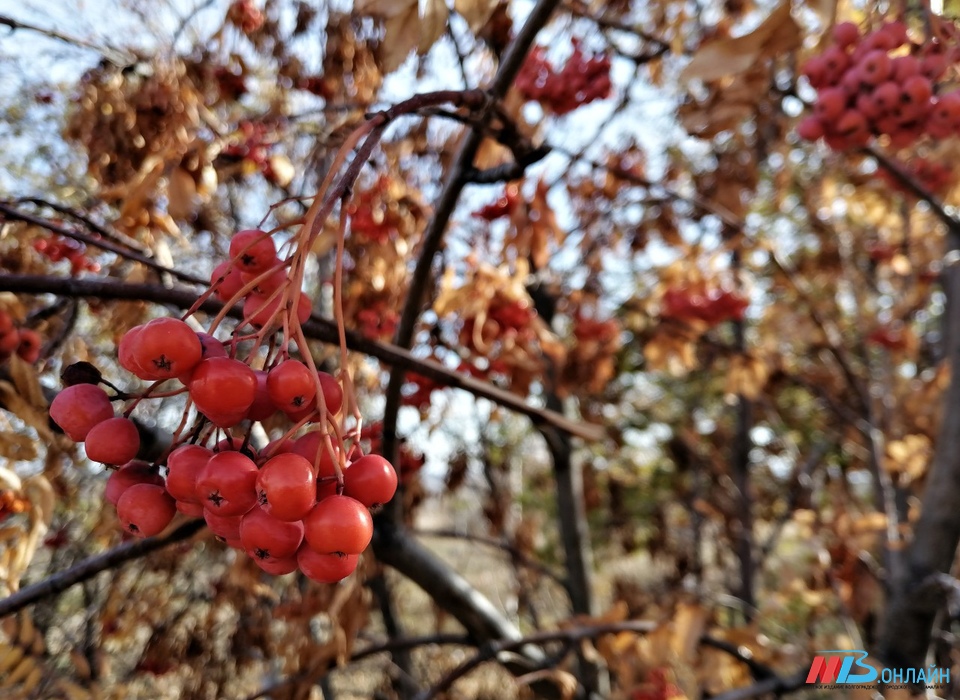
7 355 46 412
355 0 414 18
419 0 449 53
680 2 801 82
381 4 420 72
454 0 499 32
166 167 196 220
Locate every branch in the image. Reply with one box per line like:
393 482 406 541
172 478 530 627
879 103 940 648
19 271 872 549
0 519 205 618
412 528 567 587
0 274 601 441
0 201 207 286
0 13 133 64
381 0 564 493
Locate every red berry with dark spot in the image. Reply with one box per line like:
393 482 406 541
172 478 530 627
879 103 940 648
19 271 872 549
117 484 176 538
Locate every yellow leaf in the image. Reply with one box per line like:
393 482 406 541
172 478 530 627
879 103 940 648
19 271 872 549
454 0 498 32
680 2 801 82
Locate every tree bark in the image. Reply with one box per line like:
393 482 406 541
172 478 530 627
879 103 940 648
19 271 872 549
879 231 960 668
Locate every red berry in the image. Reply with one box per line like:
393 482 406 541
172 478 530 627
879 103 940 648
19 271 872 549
105 460 164 506
188 357 258 427
343 454 398 508
15 329 41 363
229 230 277 274
815 87 847 121
832 21 859 48
203 509 243 539
267 360 317 413
255 554 299 575
0 329 20 357
240 506 304 559
118 325 146 376
177 333 227 384
85 417 141 465
858 50 891 85
241 266 286 295
165 444 212 503
246 370 277 422
891 55 921 83
292 431 341 487
297 548 358 583
176 500 205 518
256 453 316 521
302 495 373 554
210 261 245 302
796 116 825 141
243 291 312 329
195 451 259 516
131 318 203 381
117 484 176 538
872 82 901 114
50 383 114 442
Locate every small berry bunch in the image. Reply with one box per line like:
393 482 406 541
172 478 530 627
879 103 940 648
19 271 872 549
49 227 399 583
472 184 521 221
0 310 42 364
798 20 960 150
877 156 954 195
660 286 748 326
516 39 612 116
32 234 100 275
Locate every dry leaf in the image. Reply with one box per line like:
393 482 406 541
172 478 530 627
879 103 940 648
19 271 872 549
419 0 449 54
166 167 196 220
355 0 415 18
381 2 420 73
454 0 499 32
267 154 296 187
680 2 801 82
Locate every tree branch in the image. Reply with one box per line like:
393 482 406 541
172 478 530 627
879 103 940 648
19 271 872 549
0 274 601 441
0 519 205 618
380 0 565 477
0 201 207 286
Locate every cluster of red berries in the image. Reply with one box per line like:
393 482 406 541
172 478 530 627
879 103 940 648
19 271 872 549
47 228 399 583
798 20 960 150
877 156 954 195
0 310 42 364
346 176 403 244
222 121 284 184
867 323 910 351
473 185 521 221
660 287 748 326
516 39 613 115
32 234 100 275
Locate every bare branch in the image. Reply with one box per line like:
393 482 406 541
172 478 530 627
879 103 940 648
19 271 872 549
0 274 602 441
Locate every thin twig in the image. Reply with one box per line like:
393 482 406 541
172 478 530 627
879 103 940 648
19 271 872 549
0 13 134 64
0 201 206 286
0 519 205 618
